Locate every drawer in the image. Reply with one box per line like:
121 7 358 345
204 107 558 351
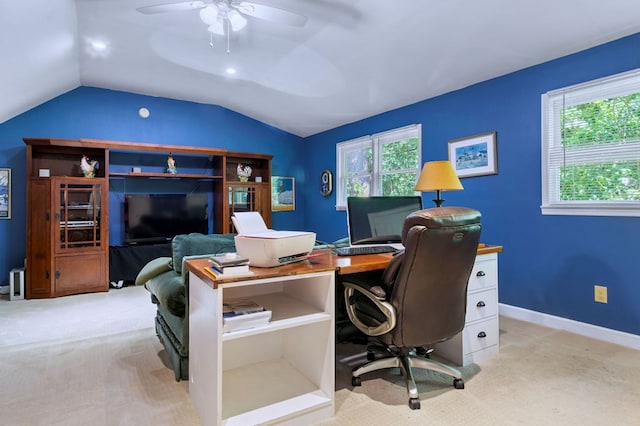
468 256 497 292
466 288 497 323
462 317 498 354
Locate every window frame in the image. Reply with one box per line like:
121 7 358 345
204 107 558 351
541 68 640 217
335 124 422 210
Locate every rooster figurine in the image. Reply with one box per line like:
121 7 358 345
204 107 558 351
167 153 177 174
80 155 98 178
237 163 252 182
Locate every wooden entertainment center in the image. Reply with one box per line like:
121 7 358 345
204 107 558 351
23 138 272 298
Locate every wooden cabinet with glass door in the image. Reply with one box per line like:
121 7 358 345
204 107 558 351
218 152 272 234
24 138 109 298
27 177 108 298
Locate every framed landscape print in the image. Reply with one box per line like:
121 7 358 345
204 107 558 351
0 168 11 219
272 176 295 211
448 132 498 178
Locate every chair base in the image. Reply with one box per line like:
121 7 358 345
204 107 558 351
351 347 464 409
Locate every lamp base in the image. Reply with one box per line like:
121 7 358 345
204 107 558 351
433 190 444 207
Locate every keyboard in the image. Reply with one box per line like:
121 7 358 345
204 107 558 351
334 245 398 256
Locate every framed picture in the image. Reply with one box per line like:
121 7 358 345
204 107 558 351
448 132 497 178
0 168 11 219
272 176 295 211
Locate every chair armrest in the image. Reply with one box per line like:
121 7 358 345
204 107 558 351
145 272 186 317
343 281 396 337
135 257 172 286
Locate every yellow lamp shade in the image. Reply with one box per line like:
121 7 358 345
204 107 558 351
415 161 463 206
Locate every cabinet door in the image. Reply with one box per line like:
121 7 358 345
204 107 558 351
54 253 105 295
27 179 53 297
227 183 266 233
55 180 106 252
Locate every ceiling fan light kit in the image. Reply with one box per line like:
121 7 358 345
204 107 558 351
199 4 247 33
138 0 307 54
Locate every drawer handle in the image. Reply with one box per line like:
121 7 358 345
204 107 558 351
476 301 486 308
476 270 486 277
477 331 487 338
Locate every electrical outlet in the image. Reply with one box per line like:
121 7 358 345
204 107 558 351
594 285 608 303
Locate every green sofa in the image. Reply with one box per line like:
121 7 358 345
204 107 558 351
136 233 236 381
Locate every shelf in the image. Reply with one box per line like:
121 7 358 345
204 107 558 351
222 292 330 341
222 358 332 424
109 172 222 180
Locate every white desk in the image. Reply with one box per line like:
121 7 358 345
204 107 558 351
186 246 502 424
434 252 500 365
187 258 336 425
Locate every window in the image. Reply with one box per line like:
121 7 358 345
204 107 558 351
336 124 421 209
542 69 640 216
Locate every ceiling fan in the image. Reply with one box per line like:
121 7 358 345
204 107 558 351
137 1 307 53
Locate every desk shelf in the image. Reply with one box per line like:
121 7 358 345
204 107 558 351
221 288 332 341
189 270 335 425
222 323 333 424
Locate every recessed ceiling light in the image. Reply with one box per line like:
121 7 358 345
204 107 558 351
85 37 110 57
91 40 108 51
226 67 237 75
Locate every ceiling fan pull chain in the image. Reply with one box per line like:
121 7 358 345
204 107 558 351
226 18 231 54
209 31 214 48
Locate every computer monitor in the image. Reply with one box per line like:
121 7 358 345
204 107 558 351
346 196 423 245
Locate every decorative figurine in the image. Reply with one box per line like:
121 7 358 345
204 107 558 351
237 163 252 182
167 153 177 174
80 155 98 178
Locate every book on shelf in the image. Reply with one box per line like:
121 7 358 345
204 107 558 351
209 263 250 275
223 310 272 333
209 254 251 275
204 266 255 280
222 298 272 333
223 298 266 316
209 253 250 268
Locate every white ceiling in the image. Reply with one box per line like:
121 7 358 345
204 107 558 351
2 0 640 137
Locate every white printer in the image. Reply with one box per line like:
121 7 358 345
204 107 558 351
232 212 316 267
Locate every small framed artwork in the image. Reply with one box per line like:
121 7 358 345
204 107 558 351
448 132 497 178
0 168 11 219
272 176 295 211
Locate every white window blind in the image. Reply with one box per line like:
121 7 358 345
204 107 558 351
541 69 640 216
336 124 422 209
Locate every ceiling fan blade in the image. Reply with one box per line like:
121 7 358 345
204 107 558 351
136 1 208 15
235 2 307 27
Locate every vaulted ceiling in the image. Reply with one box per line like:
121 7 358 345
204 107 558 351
3 0 640 136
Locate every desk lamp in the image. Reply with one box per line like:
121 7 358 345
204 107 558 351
415 160 463 207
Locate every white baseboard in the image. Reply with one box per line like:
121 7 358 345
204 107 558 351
499 303 640 351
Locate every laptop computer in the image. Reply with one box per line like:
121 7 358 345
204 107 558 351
337 196 423 255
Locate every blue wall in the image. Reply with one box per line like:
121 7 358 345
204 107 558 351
303 33 640 336
1 34 638 337
0 87 306 283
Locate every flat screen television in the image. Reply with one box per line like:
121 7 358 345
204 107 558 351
346 196 423 245
124 193 209 245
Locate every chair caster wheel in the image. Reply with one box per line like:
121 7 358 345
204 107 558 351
409 398 421 410
453 378 465 389
352 376 361 386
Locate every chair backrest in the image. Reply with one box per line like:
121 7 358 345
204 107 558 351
171 233 236 274
385 206 481 348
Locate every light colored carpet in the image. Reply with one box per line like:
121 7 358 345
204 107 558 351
1 287 639 425
0 285 156 347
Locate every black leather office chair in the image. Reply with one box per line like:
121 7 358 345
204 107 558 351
343 207 481 409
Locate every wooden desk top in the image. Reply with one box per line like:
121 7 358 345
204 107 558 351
185 245 503 289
